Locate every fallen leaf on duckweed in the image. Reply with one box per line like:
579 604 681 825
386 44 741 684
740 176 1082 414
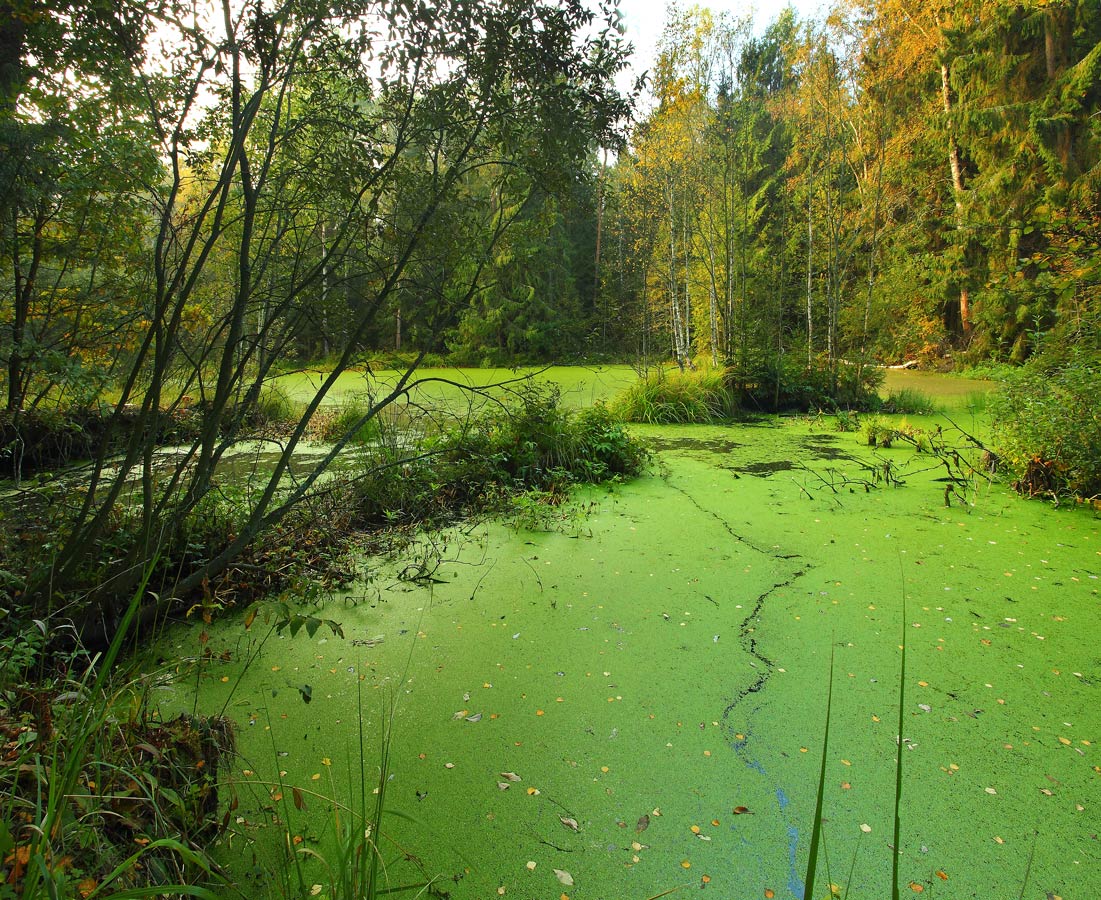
500 772 522 782
553 869 574 886
497 782 511 791
636 814 650 833
526 861 536 871
910 883 924 893
466 713 482 723
985 787 997 795
860 823 871 833
560 816 579 832
527 787 541 795
292 787 305 810
733 806 751 815
765 890 775 899
935 871 948 880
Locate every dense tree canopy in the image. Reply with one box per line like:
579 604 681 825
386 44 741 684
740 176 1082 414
602 0 1100 370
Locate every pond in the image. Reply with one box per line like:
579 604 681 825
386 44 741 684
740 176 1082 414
154 371 1098 900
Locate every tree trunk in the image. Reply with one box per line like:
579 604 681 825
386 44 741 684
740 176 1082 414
806 187 813 364
940 59 971 339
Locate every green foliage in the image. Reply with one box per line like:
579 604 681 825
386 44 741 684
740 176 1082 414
990 348 1101 498
1 581 226 900
611 367 735 424
881 388 940 416
311 395 384 445
739 356 885 413
249 385 298 429
833 409 860 432
862 414 895 448
352 386 647 527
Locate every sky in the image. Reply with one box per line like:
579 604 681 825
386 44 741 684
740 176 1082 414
616 0 827 87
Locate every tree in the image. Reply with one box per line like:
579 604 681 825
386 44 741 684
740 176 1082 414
8 0 631 634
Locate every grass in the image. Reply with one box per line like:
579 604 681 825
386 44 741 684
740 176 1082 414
802 579 909 900
802 641 835 900
611 367 735 424
2 566 227 900
880 388 940 416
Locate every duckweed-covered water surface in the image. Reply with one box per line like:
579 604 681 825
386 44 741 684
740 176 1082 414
160 377 1098 900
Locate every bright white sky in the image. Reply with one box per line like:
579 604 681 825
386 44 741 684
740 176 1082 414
617 0 827 86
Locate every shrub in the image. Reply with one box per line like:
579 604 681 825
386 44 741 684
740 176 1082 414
990 349 1101 498
250 383 297 427
312 395 385 444
861 414 894 448
352 386 648 526
737 354 884 413
834 409 860 432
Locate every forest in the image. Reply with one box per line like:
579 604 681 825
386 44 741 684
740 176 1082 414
3 0 1099 395
1 0 1100 898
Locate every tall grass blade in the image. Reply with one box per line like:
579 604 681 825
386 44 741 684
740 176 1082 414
891 580 908 900
804 640 836 900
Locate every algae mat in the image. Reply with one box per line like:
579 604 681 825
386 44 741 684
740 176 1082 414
166 419 1099 899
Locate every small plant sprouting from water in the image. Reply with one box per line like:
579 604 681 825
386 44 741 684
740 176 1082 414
834 409 860 433
861 415 894 448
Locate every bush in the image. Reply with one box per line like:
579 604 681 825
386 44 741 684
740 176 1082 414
611 367 735 424
352 386 649 526
990 349 1101 498
737 354 884 413
310 394 385 444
